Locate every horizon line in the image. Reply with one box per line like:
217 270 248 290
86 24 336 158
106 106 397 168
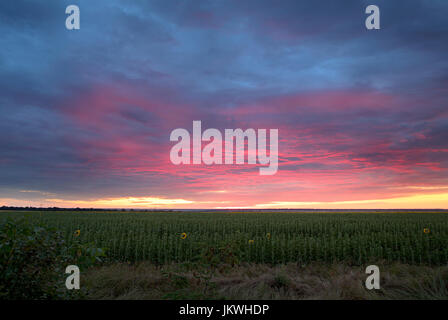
1 206 448 212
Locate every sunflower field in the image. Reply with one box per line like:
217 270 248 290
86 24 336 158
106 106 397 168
1 210 447 266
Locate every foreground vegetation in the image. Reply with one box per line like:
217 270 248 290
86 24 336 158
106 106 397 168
1 210 447 299
83 262 448 300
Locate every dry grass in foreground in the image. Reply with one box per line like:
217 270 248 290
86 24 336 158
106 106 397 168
82 262 448 300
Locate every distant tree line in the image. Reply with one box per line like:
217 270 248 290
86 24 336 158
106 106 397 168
0 206 175 212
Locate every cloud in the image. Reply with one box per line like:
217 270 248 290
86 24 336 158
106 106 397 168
0 0 447 208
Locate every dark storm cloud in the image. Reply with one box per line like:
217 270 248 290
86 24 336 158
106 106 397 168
0 0 447 203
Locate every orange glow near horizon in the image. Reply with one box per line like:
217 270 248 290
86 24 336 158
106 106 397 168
1 190 447 210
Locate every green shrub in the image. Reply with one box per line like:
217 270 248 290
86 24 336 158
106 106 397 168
0 218 105 299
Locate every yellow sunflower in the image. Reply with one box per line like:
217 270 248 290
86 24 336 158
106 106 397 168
423 228 430 234
74 229 81 237
180 232 187 239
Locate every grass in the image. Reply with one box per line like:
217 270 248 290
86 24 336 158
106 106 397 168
82 262 448 300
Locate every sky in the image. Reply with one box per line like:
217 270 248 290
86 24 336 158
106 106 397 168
1 0 448 209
